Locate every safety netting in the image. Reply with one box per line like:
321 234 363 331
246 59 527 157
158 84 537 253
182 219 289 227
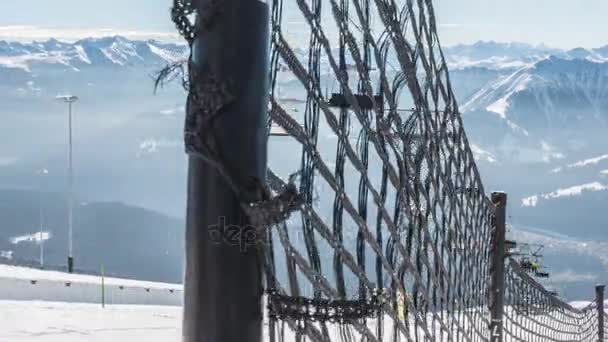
167 0 606 341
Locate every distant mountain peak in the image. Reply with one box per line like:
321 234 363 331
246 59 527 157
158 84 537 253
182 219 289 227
0 36 188 72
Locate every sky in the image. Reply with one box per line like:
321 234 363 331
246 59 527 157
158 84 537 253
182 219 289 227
0 0 606 48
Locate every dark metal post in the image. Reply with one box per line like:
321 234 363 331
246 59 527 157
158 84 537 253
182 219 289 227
182 1 269 342
490 192 507 342
596 285 605 341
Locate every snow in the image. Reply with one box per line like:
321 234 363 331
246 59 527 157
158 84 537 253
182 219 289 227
73 45 91 64
137 139 181 156
569 300 608 310
148 43 183 63
0 37 188 70
1 251 13 259
521 195 539 207
0 299 572 342
521 182 608 207
11 231 51 244
446 56 535 71
556 154 608 172
539 140 565 162
0 265 181 291
470 144 498 163
0 55 32 71
486 97 509 119
505 119 530 136
0 299 489 342
0 300 181 342
0 265 182 306
100 47 125 66
601 169 608 175
463 67 533 118
0 52 77 72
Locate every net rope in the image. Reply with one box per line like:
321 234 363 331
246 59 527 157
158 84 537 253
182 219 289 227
503 258 598 342
264 0 493 340
166 0 607 341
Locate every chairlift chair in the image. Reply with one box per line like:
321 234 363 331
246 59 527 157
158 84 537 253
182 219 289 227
328 93 383 111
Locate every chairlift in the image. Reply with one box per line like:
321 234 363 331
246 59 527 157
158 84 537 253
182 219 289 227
520 259 539 272
328 93 384 111
535 271 550 278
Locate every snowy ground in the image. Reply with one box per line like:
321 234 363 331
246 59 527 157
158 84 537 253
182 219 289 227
1 299 595 341
0 300 181 342
0 265 182 290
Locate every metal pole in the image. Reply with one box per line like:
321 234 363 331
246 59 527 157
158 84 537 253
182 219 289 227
39 209 44 268
490 192 507 342
182 1 269 342
101 264 105 308
38 169 45 268
68 100 74 273
596 285 605 341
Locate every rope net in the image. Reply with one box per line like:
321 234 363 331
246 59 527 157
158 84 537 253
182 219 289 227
264 0 494 340
166 0 606 341
503 258 598 342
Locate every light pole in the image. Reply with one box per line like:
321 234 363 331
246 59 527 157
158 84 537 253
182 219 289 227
56 95 78 273
38 168 49 268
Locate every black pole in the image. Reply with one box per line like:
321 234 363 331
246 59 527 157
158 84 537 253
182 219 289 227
182 1 269 342
490 192 507 342
596 285 605 342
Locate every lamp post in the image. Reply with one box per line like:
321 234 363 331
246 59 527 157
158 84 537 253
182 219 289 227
56 95 78 273
38 168 49 268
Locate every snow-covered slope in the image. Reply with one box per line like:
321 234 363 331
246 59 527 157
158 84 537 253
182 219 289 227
0 300 181 342
552 154 608 174
462 58 608 131
444 41 608 71
0 265 182 306
0 264 181 290
443 41 557 70
521 182 608 207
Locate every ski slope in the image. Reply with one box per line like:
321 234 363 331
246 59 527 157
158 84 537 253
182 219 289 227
0 300 181 342
0 264 182 305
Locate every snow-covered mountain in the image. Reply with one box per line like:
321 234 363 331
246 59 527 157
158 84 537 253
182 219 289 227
462 57 608 133
0 36 186 72
444 41 608 70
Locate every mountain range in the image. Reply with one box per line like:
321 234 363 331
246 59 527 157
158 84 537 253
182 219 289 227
1 36 607 299
0 189 184 283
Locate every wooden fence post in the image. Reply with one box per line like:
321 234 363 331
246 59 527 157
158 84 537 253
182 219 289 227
490 192 507 342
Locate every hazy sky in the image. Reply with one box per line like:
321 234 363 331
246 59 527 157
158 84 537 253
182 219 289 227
0 0 606 48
